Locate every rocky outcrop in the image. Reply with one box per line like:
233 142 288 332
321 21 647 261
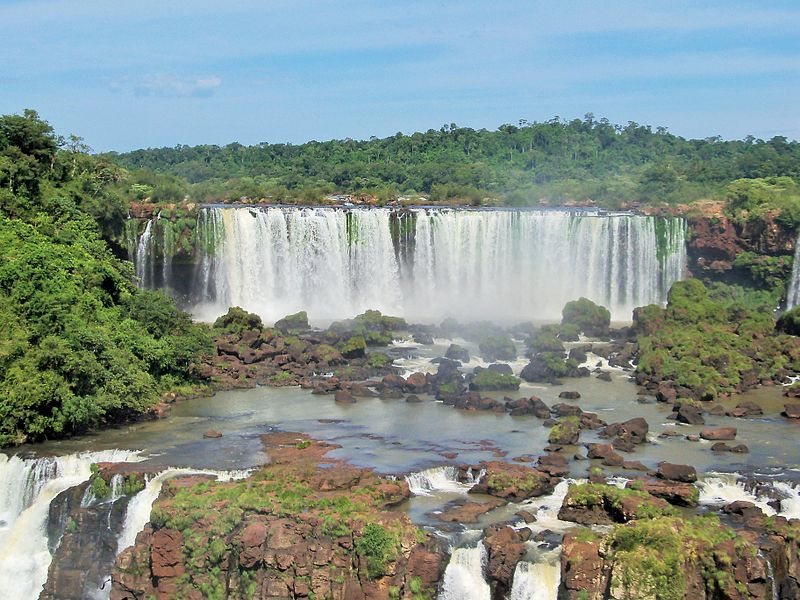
111 433 442 600
470 461 557 502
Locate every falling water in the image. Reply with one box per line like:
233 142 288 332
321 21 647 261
133 207 687 323
787 236 800 309
439 542 491 600
405 466 471 496
510 560 562 600
0 450 142 600
134 218 155 288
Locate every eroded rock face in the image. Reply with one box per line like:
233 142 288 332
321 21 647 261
559 513 800 600
110 433 441 600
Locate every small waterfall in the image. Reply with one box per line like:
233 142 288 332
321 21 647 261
517 479 576 533
787 236 800 309
405 466 471 496
439 542 491 600
772 481 800 519
138 207 687 322
510 560 561 600
698 474 777 516
0 450 142 600
134 218 155 288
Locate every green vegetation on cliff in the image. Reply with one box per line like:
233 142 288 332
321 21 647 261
634 279 800 398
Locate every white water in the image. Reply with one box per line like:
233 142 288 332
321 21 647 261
517 479 578 533
405 466 472 496
135 217 155 287
510 560 561 600
117 467 250 555
0 450 142 600
698 474 800 518
439 542 491 600
787 236 800 309
136 207 687 322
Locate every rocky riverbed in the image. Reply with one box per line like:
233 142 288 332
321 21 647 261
3 304 800 599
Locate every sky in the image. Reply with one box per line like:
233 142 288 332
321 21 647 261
1 0 798 152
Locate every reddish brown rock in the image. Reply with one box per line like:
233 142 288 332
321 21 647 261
700 427 737 440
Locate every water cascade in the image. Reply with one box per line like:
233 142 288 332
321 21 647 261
0 450 142 600
131 207 687 323
787 236 800 309
509 560 562 600
405 466 471 496
439 542 491 600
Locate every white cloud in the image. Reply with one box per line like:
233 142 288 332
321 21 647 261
110 74 222 98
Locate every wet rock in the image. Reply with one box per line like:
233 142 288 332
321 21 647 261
700 426 737 440
203 429 222 438
677 404 705 425
656 382 677 403
548 417 581 445
711 442 733 452
505 396 550 418
405 372 428 393
597 372 612 382
731 444 749 453
488 362 514 376
782 403 800 419
559 391 581 400
334 390 355 404
437 498 506 523
707 403 726 416
444 343 469 362
602 417 649 445
586 443 624 467
483 526 528 594
405 394 423 403
730 401 763 418
515 510 537 523
552 403 583 417
656 461 697 483
633 479 699 507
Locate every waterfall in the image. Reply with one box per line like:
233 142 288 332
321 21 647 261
439 542 491 600
510 560 561 600
0 450 142 600
134 218 155 288
405 466 471 496
787 236 800 309
136 207 687 323
698 474 800 519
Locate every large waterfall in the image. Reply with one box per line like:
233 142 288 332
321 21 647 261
132 206 687 322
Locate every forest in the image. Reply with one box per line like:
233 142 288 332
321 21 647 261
110 115 800 208
0 109 211 445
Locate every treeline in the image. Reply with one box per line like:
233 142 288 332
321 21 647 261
0 110 211 446
109 115 800 207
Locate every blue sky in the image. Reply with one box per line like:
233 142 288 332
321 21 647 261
1 0 798 151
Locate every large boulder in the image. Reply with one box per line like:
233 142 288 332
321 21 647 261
656 462 697 483
700 427 737 440
274 310 309 332
562 297 611 337
444 343 470 362
470 462 556 501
